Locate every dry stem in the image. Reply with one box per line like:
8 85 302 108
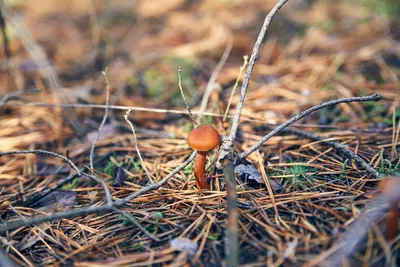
89 68 110 169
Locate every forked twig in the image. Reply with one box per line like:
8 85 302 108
89 68 110 169
82 168 113 206
218 0 290 164
0 152 196 232
217 1 291 266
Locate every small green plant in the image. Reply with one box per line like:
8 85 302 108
339 159 349 180
62 178 78 190
103 160 117 176
379 150 400 176
284 163 316 189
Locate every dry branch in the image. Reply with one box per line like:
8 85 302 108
281 127 380 178
240 94 383 159
0 152 196 232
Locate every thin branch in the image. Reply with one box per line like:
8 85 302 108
115 151 196 204
281 127 380 178
0 152 196 232
178 66 198 126
6 101 224 117
113 208 160 242
196 40 232 124
0 89 38 110
0 149 81 176
218 0 290 164
89 68 110 169
240 94 383 158
82 169 113 206
223 158 239 267
19 152 112 208
124 108 155 185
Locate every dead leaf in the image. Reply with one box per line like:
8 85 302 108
34 191 77 212
170 237 198 256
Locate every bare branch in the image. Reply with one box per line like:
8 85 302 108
0 152 196 232
178 66 198 126
124 108 155 185
0 89 38 110
5 101 224 118
0 149 81 176
115 151 196 204
89 68 111 169
82 169 113 206
218 0 290 164
240 94 383 158
281 127 380 178
196 40 232 124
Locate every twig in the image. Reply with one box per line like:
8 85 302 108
218 0 290 165
0 152 196 232
281 127 380 178
222 158 239 267
82 169 113 206
0 89 38 110
216 2 290 267
19 152 112 208
89 68 110 169
240 94 383 158
196 40 232 124
5 101 225 117
114 151 196 204
0 149 81 175
113 208 160 242
124 108 155 185
178 66 198 126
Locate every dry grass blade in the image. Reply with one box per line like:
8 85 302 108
124 108 155 184
89 68 110 169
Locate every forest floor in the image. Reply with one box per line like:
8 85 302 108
0 0 399 266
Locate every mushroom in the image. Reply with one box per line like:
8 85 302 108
186 124 221 189
378 177 400 241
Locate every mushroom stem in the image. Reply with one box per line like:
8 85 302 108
387 204 399 241
194 151 208 189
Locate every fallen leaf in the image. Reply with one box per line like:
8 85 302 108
33 191 77 212
170 237 198 256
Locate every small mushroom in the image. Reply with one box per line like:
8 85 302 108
186 124 221 189
378 177 400 241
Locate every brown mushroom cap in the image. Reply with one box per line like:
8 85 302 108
379 177 400 201
187 124 221 152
